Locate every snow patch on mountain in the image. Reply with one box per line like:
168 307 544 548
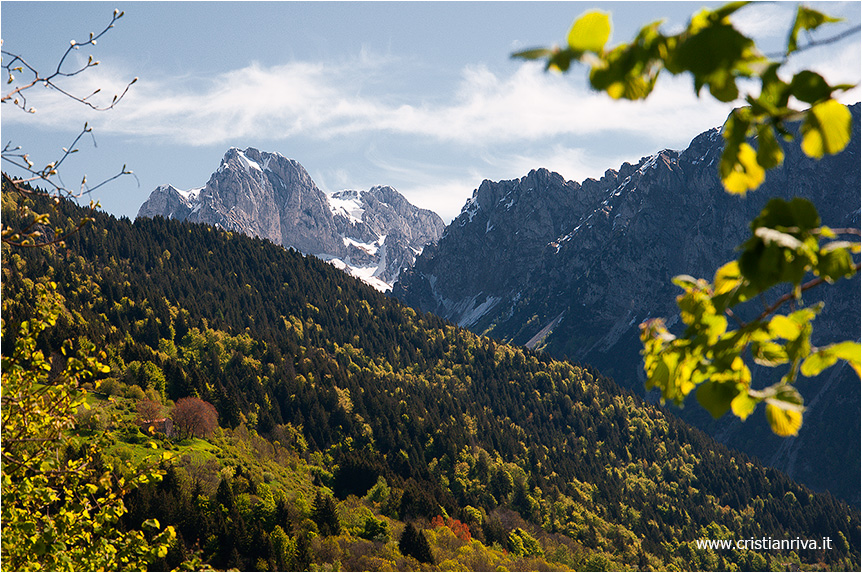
137 147 444 293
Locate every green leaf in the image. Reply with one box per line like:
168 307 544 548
673 19 752 77
816 245 855 282
755 63 790 110
756 124 784 170
786 197 821 231
567 11 611 54
696 380 738 419
753 197 820 231
801 341 861 377
547 50 575 73
801 99 852 158
789 70 833 104
788 6 842 54
512 48 555 61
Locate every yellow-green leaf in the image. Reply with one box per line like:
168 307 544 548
800 99 852 158
567 11 611 54
713 261 742 295
722 142 765 194
751 340 789 367
802 341 861 378
788 6 842 54
768 314 800 340
765 402 803 436
731 391 759 421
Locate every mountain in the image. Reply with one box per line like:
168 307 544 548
137 147 444 290
394 104 861 504
3 191 859 570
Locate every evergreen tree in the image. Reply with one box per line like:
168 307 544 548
311 490 340 536
398 522 434 564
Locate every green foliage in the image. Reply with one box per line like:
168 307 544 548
513 2 860 435
312 490 341 537
514 3 855 193
359 515 390 542
507 527 543 558
0 278 175 571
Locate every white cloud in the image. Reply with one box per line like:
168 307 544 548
729 3 796 42
11 36 860 180
7 54 737 150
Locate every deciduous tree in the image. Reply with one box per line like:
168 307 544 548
171 396 219 439
1 11 174 570
1 280 175 570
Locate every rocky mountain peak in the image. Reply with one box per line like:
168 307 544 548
137 148 444 291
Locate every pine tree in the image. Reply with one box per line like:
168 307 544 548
311 490 340 536
399 522 434 564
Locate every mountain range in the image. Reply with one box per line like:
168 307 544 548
137 147 444 291
136 107 860 505
394 104 861 504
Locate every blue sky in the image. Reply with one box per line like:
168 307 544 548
2 1 860 222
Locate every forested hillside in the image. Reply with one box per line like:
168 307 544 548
2 190 859 571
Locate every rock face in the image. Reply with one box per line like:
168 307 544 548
137 148 444 290
394 104 861 503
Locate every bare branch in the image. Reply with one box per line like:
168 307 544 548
766 25 862 61
2 10 136 112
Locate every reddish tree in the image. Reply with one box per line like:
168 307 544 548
171 397 218 439
431 516 471 542
136 398 162 422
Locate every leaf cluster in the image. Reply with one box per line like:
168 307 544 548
0 278 175 571
641 197 859 436
514 1 860 436
514 3 857 195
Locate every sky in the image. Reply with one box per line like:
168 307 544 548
2 1 860 222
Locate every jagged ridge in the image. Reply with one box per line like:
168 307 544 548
138 147 444 290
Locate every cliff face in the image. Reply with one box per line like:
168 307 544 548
394 104 861 503
138 148 444 290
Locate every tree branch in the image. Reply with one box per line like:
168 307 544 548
767 25 862 61
753 263 862 323
2 10 136 113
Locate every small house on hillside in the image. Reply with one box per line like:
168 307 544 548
138 417 174 438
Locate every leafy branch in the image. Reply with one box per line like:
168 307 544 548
513 1 860 436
